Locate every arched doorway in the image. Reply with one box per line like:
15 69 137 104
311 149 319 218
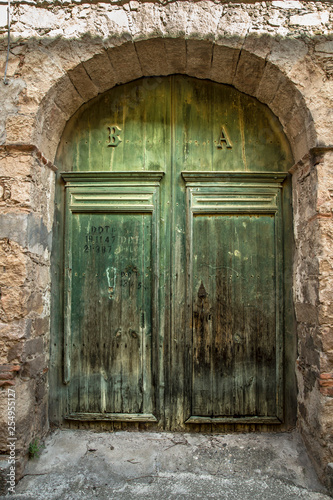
50 75 296 431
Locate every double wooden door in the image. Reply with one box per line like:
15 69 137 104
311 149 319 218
55 76 294 429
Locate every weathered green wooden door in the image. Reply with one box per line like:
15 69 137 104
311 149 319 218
51 76 295 429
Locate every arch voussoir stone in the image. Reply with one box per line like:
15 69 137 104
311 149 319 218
107 41 143 84
160 38 187 75
82 50 118 94
255 61 287 106
210 44 240 85
67 63 100 102
232 50 267 97
51 74 85 121
134 38 174 76
185 39 214 78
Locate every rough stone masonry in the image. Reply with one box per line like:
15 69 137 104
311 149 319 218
0 0 333 491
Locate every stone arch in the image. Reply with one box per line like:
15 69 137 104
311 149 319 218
41 36 316 432
32 38 316 165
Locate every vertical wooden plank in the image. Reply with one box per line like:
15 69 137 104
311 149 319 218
184 185 193 427
169 75 186 429
142 212 154 415
63 187 72 385
151 188 160 423
255 214 277 418
213 215 234 417
120 80 146 171
156 77 172 429
282 176 297 428
275 190 285 421
192 216 212 416
119 214 143 413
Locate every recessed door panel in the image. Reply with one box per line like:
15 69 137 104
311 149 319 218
183 175 284 424
192 214 277 416
69 212 152 414
63 173 163 422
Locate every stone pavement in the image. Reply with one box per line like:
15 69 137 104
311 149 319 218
5 430 333 499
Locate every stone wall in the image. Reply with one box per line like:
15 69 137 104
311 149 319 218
291 149 333 484
0 0 332 487
0 146 55 476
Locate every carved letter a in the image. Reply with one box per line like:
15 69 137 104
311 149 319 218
217 126 232 149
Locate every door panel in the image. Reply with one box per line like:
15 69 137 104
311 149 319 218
69 212 152 415
63 172 163 422
183 173 284 424
191 214 276 418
